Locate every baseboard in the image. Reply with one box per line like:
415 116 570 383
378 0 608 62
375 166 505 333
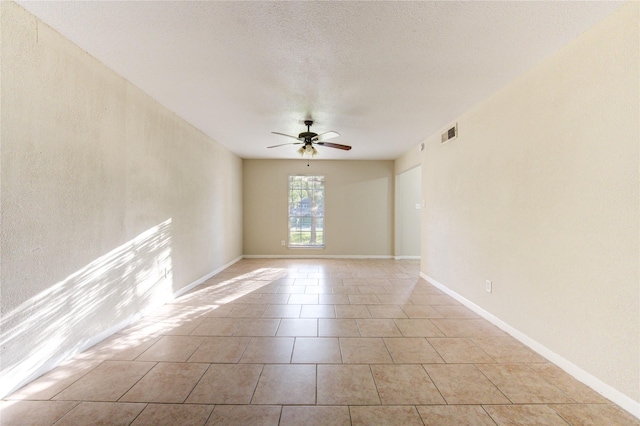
420 272 640 420
173 255 244 298
1 312 141 398
1 256 244 400
243 254 394 259
394 255 421 260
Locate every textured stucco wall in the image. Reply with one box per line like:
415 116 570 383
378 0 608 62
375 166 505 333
415 2 638 408
1 2 243 396
243 159 394 257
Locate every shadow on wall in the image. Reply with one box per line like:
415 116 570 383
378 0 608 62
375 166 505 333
0 219 174 397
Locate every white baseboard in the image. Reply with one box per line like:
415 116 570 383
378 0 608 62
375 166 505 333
420 272 640 420
394 255 420 260
173 255 244 298
243 254 394 259
1 313 141 398
1 257 243 399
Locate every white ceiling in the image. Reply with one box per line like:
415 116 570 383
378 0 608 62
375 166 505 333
17 1 622 160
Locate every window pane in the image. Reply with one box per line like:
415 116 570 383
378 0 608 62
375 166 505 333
288 175 324 247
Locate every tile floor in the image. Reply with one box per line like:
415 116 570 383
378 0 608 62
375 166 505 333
2 259 638 425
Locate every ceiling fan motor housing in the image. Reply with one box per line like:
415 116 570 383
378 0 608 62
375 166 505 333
298 131 318 140
299 120 316 140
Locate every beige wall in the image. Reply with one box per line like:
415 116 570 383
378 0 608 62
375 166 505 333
243 159 394 257
413 2 639 408
395 166 421 258
1 2 243 396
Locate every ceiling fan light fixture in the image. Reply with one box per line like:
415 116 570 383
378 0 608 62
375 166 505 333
298 144 318 157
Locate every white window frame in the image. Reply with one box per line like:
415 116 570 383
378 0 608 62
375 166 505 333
288 175 325 248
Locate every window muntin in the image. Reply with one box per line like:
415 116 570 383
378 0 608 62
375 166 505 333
288 176 324 247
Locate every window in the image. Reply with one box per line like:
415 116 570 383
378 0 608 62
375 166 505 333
288 175 324 247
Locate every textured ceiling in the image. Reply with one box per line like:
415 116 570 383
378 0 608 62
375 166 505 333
17 1 622 160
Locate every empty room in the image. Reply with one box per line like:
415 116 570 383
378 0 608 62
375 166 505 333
1 1 638 425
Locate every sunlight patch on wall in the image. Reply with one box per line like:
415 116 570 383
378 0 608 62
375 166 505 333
0 219 173 397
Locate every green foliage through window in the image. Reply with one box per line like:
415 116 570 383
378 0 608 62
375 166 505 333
288 176 324 247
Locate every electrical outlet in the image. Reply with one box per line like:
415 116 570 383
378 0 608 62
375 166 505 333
281 240 286 246
485 280 492 293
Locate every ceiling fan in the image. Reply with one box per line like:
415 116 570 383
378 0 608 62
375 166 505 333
268 120 352 157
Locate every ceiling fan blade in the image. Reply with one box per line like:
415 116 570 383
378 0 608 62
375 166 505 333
313 131 340 141
271 131 302 141
316 142 352 151
267 142 303 148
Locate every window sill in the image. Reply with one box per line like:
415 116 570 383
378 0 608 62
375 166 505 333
287 245 325 250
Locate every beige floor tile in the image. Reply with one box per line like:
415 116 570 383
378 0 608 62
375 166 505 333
276 286 306 294
318 319 361 337
55 402 146 426
477 364 574 404
433 305 480 318
431 318 507 337
356 319 403 337
301 304 336 318
288 294 319 304
384 337 444 364
276 319 318 337
484 404 570 425
263 304 302 318
294 278 319 286
471 336 547 363
372 364 445 404
319 294 351 304
227 304 268 318
348 295 381 305
549 403 640 425
341 278 368 286
119 318 204 337
394 319 445 337
400 305 443 318
230 293 263 304
187 336 251 363
257 293 291 304
239 337 294 363
186 364 263 404
189 318 237 336
252 364 316 404
131 403 214 426
232 318 281 336
530 364 609 403
200 304 235 317
7 359 102 400
366 305 408 318
292 337 342 363
357 285 388 295
317 365 380 405
417 405 497 426
350 405 424 426
75 333 162 361
120 362 208 403
7 259 635 426
53 360 155 401
206 405 281 426
331 285 360 294
427 337 495 363
280 405 350 426
335 305 371 319
305 285 333 294
340 337 393 364
0 400 79 426
375 294 413 305
136 335 204 362
424 364 510 404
